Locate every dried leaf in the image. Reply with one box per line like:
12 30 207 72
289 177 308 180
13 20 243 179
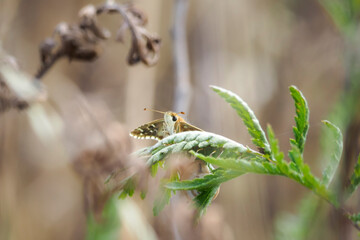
79 4 111 40
115 22 128 43
99 4 161 66
39 37 56 64
36 2 161 79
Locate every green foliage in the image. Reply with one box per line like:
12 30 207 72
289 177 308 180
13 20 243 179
272 1 360 236
274 196 322 240
86 197 120 240
118 178 136 199
166 168 236 218
140 190 147 200
321 120 343 187
166 168 242 190
347 154 360 195
267 124 285 163
211 85 271 155
153 174 179 216
131 85 353 225
150 161 162 177
152 185 173 216
193 185 221 218
321 0 355 33
320 0 360 34
287 86 309 177
143 131 252 166
349 212 360 225
191 150 337 206
192 152 278 175
289 85 309 155
276 125 347 240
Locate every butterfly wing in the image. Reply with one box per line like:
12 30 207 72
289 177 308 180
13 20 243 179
130 115 203 141
178 121 203 132
130 119 168 140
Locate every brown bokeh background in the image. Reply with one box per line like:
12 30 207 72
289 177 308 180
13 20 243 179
0 0 355 239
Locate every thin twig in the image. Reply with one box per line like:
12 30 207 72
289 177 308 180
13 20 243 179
339 206 360 231
170 1 192 239
173 0 192 113
78 97 116 156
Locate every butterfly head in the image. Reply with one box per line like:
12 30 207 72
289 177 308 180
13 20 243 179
164 112 185 134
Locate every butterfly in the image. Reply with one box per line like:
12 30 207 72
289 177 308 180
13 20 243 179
130 109 220 200
130 109 202 140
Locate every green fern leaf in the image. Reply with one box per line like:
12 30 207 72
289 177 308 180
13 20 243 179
192 151 279 175
349 212 360 225
211 85 271 155
153 174 179 216
118 178 136 199
153 186 172 216
146 132 253 166
194 185 221 218
347 154 360 196
321 120 343 187
267 124 285 162
289 86 309 154
166 168 242 190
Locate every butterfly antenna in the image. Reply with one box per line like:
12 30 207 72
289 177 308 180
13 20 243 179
144 108 166 114
178 111 186 115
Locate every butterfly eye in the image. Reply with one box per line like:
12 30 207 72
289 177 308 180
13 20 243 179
172 115 177 121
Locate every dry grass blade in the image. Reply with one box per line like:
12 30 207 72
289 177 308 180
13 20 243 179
0 78 28 113
0 52 46 114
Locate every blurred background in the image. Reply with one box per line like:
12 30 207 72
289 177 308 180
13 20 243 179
1 0 359 239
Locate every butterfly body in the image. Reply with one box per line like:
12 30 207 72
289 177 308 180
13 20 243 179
130 111 202 140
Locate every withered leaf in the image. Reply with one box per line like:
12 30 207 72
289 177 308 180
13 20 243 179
35 2 161 79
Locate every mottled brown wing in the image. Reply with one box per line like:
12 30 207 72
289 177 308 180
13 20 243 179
178 122 203 132
130 119 167 140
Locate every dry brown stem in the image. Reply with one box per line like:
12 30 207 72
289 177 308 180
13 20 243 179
173 0 192 113
35 2 161 79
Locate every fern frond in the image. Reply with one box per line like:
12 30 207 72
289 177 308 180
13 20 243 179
211 86 271 155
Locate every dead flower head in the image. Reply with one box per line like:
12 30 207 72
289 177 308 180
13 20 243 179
97 3 161 66
36 2 161 79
